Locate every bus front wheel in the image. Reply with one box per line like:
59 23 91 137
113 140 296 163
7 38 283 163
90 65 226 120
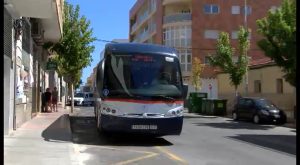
96 113 105 134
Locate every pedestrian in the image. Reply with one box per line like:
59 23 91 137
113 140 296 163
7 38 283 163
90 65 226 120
41 91 46 112
233 92 242 109
45 88 52 112
52 87 58 112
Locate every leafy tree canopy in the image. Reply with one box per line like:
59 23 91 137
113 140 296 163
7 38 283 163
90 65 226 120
256 0 296 86
43 1 96 85
208 26 249 94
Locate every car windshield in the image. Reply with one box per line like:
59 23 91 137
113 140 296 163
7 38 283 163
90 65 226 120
255 99 277 110
74 93 84 97
103 53 183 99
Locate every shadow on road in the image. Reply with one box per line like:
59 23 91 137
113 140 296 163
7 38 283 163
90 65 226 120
193 120 276 130
184 115 218 119
41 114 72 142
227 134 296 156
69 116 173 147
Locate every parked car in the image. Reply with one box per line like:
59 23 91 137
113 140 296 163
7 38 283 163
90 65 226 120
82 92 94 106
66 92 95 106
232 97 287 124
74 92 85 106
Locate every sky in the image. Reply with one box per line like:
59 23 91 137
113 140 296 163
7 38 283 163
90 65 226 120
67 0 136 84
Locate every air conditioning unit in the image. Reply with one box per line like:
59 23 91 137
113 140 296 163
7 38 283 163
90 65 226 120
31 18 44 46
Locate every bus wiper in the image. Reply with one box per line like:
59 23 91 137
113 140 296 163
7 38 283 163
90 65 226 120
154 95 175 102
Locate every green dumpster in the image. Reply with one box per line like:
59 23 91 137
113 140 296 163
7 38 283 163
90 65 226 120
201 99 227 116
188 92 208 113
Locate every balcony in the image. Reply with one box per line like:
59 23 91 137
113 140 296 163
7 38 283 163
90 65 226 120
163 13 192 24
5 0 63 42
163 0 191 6
132 23 156 43
131 5 156 34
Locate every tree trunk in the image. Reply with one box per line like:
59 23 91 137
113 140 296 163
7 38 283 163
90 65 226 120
71 83 74 113
235 86 238 97
64 83 67 109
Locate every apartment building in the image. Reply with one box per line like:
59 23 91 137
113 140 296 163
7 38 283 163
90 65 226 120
129 0 282 98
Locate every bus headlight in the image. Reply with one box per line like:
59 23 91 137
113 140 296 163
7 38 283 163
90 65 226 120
102 106 118 115
167 108 183 117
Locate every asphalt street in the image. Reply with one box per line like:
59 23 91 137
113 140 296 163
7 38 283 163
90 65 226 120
68 106 296 165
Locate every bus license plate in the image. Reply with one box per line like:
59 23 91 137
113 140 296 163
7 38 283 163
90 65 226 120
131 125 157 130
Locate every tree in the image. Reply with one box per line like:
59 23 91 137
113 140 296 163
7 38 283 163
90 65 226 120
208 26 249 96
256 0 296 86
190 57 204 91
74 78 83 90
44 1 96 112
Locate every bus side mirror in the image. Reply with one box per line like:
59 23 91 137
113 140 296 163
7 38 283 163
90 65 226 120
182 84 188 99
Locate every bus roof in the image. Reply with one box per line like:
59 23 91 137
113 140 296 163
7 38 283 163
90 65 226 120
104 43 178 57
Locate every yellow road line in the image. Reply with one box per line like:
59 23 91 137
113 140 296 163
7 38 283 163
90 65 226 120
155 146 188 164
113 152 158 165
95 146 156 154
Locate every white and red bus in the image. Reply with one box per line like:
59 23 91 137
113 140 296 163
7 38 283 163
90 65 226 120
94 43 187 136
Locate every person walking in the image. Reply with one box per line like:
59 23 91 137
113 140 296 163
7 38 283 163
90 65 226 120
41 91 46 112
45 88 52 112
52 87 58 112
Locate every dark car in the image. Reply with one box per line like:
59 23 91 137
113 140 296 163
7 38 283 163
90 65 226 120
232 97 287 124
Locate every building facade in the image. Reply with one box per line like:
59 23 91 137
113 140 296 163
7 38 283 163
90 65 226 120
217 61 296 122
3 0 64 135
129 0 282 97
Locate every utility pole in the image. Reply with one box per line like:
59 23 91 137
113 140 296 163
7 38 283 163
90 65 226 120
244 0 249 96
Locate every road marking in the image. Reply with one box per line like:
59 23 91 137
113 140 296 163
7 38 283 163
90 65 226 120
155 146 188 164
73 144 92 165
113 152 158 165
73 144 160 165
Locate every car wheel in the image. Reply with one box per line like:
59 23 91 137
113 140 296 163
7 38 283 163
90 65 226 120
253 114 260 124
233 112 239 121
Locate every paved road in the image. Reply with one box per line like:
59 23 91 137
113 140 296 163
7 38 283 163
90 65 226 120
69 106 296 165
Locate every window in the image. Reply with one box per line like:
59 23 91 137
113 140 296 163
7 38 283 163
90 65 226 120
231 31 238 39
204 56 210 64
254 80 261 93
248 31 251 40
245 99 254 107
238 98 246 106
204 4 219 14
204 30 219 39
276 78 283 93
243 6 252 15
163 26 192 72
270 6 277 13
231 6 240 14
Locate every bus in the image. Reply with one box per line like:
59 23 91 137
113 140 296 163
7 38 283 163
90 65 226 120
94 43 188 136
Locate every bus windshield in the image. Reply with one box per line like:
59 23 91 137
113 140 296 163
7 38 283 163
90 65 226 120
103 54 183 99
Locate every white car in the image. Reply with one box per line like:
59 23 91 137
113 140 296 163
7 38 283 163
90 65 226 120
66 92 94 106
74 93 85 106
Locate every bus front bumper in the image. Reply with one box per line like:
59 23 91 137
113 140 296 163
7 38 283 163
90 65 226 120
100 114 183 135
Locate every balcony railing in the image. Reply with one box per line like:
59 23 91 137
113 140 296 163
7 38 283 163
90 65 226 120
131 3 157 33
132 23 156 43
163 13 192 24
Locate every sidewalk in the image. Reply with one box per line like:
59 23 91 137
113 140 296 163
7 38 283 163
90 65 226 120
4 104 78 165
